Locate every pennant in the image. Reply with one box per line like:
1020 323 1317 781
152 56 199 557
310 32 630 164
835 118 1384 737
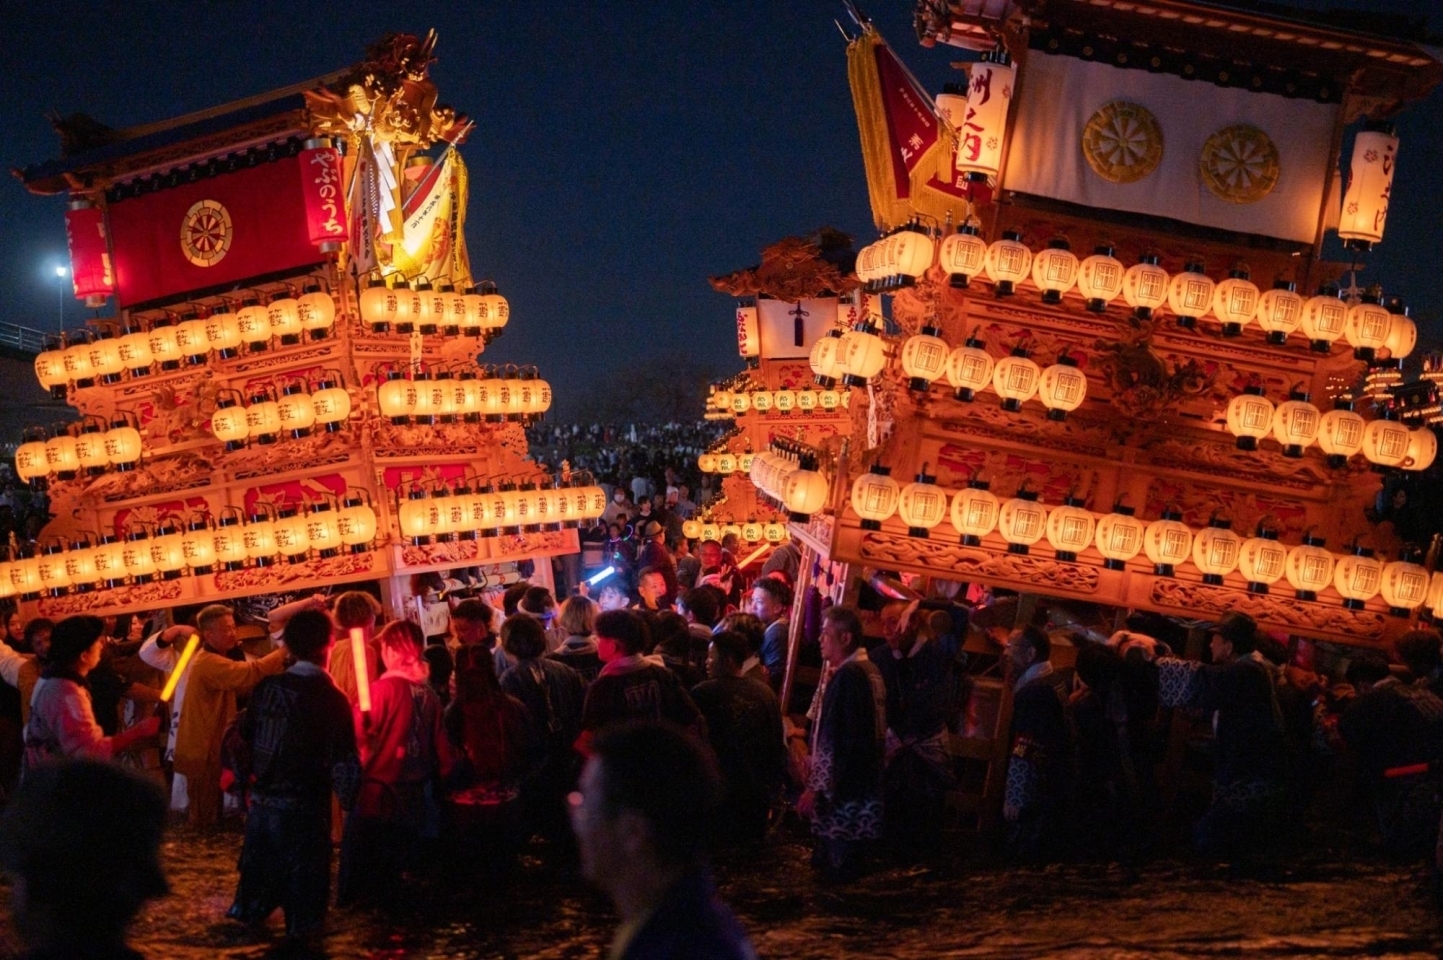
393 152 454 280
345 136 379 280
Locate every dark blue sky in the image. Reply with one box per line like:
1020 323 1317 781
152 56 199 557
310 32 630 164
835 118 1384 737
2 2 1440 416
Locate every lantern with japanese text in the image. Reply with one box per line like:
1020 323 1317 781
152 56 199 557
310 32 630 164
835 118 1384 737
1285 533 1334 601
62 331 95 388
896 469 946 539
1037 353 1087 421
173 312 209 365
312 375 352 431
86 329 124 384
1076 246 1124 313
244 388 282 445
983 230 1031 296
34 340 67 398
1383 297 1416 360
213 514 248 571
1301 286 1347 353
277 383 317 439
950 479 999 546
1346 291 1392 362
1045 495 1094 562
298 137 345 252
851 464 899 531
1094 504 1145 571
1192 517 1242 585
939 223 987 288
946 333 994 402
1406 428 1437 472
1213 267 1259 337
91 536 128 587
338 493 378 552
735 298 759 362
273 506 312 562
36 544 71 596
63 198 114 305
121 529 157 584
243 509 279 566
414 281 439 335
998 486 1046 555
181 518 216 575
360 278 395 333
900 324 949 392
1143 509 1192 577
1337 121 1397 250
953 45 1013 183
267 292 303 345
1121 254 1168 320
1362 410 1410 470
149 523 188 579
782 455 828 522
1226 385 1274 450
840 323 887 388
992 345 1039 412
1318 398 1366 468
1254 281 1304 345
1238 527 1288 594
1381 550 1429 617
211 394 249 451
15 429 48 485
1334 543 1383 609
74 420 108 475
1030 239 1078 304
64 539 98 592
890 224 936 288
1165 261 1215 330
203 304 242 360
103 415 142 471
44 431 80 481
1271 388 1321 458
298 284 336 340
809 329 844 388
116 322 153 376
147 319 183 371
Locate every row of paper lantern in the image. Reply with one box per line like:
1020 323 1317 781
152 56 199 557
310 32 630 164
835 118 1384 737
211 376 353 448
14 415 143 484
706 386 852 418
679 517 790 544
0 496 379 599
848 465 1431 614
376 367 553 424
856 224 1416 358
33 287 340 395
396 480 607 544
358 277 509 337
748 446 830 522
1224 389 1436 470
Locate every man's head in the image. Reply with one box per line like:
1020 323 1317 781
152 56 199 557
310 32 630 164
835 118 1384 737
452 598 496 648
377 619 425 672
558 595 597 638
570 720 722 893
678 586 722 628
24 618 54 662
502 614 548 661
333 590 381 633
1347 650 1393 692
1005 625 1050 676
597 579 631 612
707 630 751 680
698 540 723 570
1396 629 1443 679
283 609 334 664
502 582 533 618
594 610 648 662
749 577 791 625
672 538 691 557
820 606 864 668
196 604 237 652
518 586 557 623
637 566 667 608
1210 612 1257 664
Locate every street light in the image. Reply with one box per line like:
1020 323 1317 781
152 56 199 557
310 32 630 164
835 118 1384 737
54 265 67 333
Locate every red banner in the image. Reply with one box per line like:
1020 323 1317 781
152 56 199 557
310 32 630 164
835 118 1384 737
298 143 345 247
108 156 326 307
874 42 937 200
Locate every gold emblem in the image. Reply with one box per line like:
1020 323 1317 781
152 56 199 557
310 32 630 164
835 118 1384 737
180 199 233 267
1199 124 1279 204
1081 101 1163 184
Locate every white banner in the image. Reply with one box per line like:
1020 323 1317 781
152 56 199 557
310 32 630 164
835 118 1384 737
1004 53 1338 243
757 297 839 360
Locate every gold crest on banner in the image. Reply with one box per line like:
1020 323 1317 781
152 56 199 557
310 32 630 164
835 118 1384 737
1081 101 1164 184
1200 124 1280 204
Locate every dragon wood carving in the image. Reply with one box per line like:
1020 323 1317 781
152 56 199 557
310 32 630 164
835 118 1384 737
859 532 1101 593
709 229 859 302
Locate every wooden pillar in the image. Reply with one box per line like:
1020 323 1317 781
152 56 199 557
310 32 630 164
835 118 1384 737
779 541 817 715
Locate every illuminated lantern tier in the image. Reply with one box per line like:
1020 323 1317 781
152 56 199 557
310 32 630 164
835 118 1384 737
297 284 336 340
1285 533 1334 601
1212 267 1259 337
243 511 279 567
1226 385 1273 451
1030 238 1078 305
267 292 303 345
34 340 68 398
1076 245 1124 313
850 464 899 531
1238 527 1288 595
1381 550 1430 617
360 278 395 333
1270 389 1321 458
1121 254 1168 321
946 334 994 403
984 230 1032 297
181 519 216 575
1301 286 1347 353
203 304 242 360
1045 495 1095 562
896 469 946 539
1192 518 1242 585
939 223 987 288
1037 354 1087 421
1345 291 1391 362
116 323 153 376
1166 261 1215 330
213 515 248 571
900 324 949 392
87 329 124 385
1143 509 1192 577
1254 280 1304 345
1317 398 1366 468
992 346 1040 412
810 329 845 388
950 479 999 547
174 313 209 366
1334 543 1383 610
1362 410 1410 471
998 487 1047 555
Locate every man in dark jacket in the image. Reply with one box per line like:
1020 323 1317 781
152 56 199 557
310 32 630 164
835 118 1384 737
635 521 679 606
229 610 360 939
570 720 756 960
578 611 703 756
1002 625 1069 861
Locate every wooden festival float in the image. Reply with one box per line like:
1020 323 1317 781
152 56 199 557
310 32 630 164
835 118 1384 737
744 0 1443 689
4 32 600 621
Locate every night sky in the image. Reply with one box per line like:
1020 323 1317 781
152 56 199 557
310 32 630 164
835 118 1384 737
1 2 1440 417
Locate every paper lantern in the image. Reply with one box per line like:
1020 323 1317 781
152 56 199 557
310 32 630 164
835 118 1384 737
1254 281 1304 345
36 545 71 596
953 46 1014 183
1238 528 1287 594
146 320 183 370
1030 239 1078 304
1301 287 1347 353
950 480 999 546
1192 518 1242 585
1317 398 1366 468
783 457 829 522
34 341 68 396
298 137 345 251
360 278 396 333
1362 411 1410 470
9 555 42 598
840 324 887 388
939 223 987 288
87 330 124 384
211 395 249 451
1383 297 1416 360
728 390 751 416
1076 246 1124 313
1345 292 1391 362
393 282 422 334
774 390 798 416
1334 543 1383 609
765 522 788 543
432 371 460 424
699 521 720 543
64 540 99 592
946 334 995 402
312 377 351 431
810 329 845 388
681 518 703 540
477 281 510 332
397 487 435 544
297 284 336 340
62 333 96 388
116 322 153 375
1406 428 1438 472
1166 261 1216 330
1284 533 1334 601
103 417 142 470
851 464 899 531
818 389 841 412
714 452 738 475
121 529 157 583
63 199 114 304
697 452 718 473
1212 267 1259 337
1226 385 1274 451
998 488 1047 555
74 422 109 475
1121 255 1168 320
267 292 303 345
1337 121 1397 250
174 313 209 365
243 511 278 565
1037 354 1087 421
900 324 949 392
1045 496 1095 562
992 346 1039 412
202 305 242 360
795 391 818 414
439 283 468 335
181 519 216 574
296 501 339 558
984 230 1031 297
273 507 312 561
92 536 129 586
1428 572 1443 623
1381 552 1429 617
213 515 248 570
1270 389 1321 458
741 519 764 543
338 494 378 552
413 281 439 335
377 371 415 424
890 226 936 288
896 469 946 538
459 285 484 337
276 383 317 439
15 431 49 484
1095 505 1144 570
1143 509 1192 577
44 433 80 480
244 391 282 445
149 523 188 579
0 563 13 601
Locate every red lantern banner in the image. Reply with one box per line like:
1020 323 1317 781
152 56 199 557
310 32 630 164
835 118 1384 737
64 201 114 302
299 140 345 248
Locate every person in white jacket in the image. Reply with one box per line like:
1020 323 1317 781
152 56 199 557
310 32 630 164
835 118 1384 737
139 624 198 811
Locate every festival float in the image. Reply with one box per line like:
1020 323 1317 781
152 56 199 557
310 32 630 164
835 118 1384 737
720 0 1443 713
4 32 597 620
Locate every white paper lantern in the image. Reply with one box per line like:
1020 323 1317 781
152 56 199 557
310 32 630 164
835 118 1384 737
1337 122 1397 250
1270 389 1321 458
1334 543 1383 610
952 47 1014 183
1238 528 1288 594
1381 552 1430 616
1192 518 1242 585
1345 291 1391 362
1213 267 1259 337
1284 533 1334 601
1166 261 1216 330
1037 354 1087 421
1254 281 1304 345
992 346 1040 412
1301 286 1347 353
939 223 987 288
1122 255 1169 320
984 230 1032 297
1044 495 1094 562
1076 245 1125 313
851 465 899 531
1226 385 1274 451
946 334 995 402
950 480 999 546
1030 239 1078 304
1317 398 1366 468
1143 509 1192 577
998 488 1047 555
900 324 950 392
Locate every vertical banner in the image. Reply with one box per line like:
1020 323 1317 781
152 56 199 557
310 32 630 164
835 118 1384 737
64 200 114 303
736 299 759 360
298 139 345 251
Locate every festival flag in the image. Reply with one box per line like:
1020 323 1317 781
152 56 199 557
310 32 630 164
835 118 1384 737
345 136 380 280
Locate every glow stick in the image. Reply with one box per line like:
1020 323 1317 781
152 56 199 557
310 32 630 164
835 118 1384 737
584 565 616 586
159 634 201 702
736 544 770 568
350 627 372 713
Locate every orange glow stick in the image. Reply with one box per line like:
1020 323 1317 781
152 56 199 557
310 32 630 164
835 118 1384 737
350 627 372 713
159 633 201 702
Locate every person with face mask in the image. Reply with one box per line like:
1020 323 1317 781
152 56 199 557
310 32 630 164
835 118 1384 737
602 487 633 528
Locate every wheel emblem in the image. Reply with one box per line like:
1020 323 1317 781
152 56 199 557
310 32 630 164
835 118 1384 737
1081 101 1163 184
180 199 233 267
1199 125 1279 204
